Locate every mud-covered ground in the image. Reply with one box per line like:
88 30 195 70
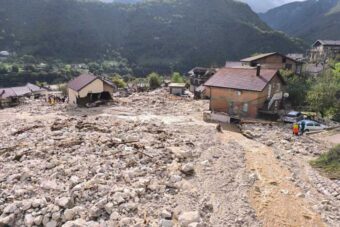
0 89 339 227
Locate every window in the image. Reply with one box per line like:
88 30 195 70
267 84 272 99
236 90 242 96
307 123 313 127
276 83 281 92
282 57 287 63
315 123 321 126
243 103 249 112
285 64 292 70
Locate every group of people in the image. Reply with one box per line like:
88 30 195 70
293 121 306 136
47 95 67 105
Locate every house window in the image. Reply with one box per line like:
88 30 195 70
285 64 292 70
236 90 242 96
243 103 249 112
276 83 281 92
268 84 272 99
282 57 287 63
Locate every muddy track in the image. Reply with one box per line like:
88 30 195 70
220 131 325 227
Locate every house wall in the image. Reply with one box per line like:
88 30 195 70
103 83 114 98
68 88 79 105
251 55 297 72
78 79 104 98
208 74 284 118
170 87 184 96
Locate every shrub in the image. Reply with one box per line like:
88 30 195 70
171 72 185 83
310 145 340 179
147 72 162 89
111 74 126 88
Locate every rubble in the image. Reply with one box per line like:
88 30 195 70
0 90 339 226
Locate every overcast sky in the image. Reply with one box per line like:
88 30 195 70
239 0 306 13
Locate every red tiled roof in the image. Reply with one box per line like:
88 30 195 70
68 74 98 92
204 67 279 92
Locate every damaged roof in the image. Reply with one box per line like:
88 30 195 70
204 67 280 92
0 88 17 99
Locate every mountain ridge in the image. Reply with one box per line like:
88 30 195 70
259 0 340 43
0 0 305 73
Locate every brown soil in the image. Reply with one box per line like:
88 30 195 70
219 131 326 227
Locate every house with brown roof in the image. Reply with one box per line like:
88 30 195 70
67 74 116 106
240 52 302 75
308 40 340 63
204 65 285 118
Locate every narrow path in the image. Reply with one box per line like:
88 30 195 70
219 131 326 227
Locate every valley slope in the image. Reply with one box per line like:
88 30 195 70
259 0 340 43
0 0 304 74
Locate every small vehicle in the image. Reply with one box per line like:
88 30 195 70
282 111 304 123
298 120 327 132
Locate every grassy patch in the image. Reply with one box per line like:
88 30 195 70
310 145 340 179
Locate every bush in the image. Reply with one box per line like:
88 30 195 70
111 74 127 88
310 145 340 179
147 72 162 90
12 65 19 73
171 72 185 83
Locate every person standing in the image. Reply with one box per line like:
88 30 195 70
293 123 299 136
300 120 306 135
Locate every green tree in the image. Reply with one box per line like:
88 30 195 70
147 72 162 90
0 64 8 74
171 72 185 83
111 74 126 88
11 65 19 73
280 70 311 106
307 70 340 117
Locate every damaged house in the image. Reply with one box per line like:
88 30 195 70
188 67 216 98
204 65 286 119
68 74 116 106
0 88 19 108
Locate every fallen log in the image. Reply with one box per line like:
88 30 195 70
12 125 43 136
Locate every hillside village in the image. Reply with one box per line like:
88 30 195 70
0 0 340 225
0 37 340 227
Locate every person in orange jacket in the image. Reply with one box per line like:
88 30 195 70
293 123 299 136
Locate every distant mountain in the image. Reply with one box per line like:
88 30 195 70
0 0 305 74
238 0 305 13
259 0 340 43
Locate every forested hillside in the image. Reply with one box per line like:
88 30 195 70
259 0 340 43
0 0 304 74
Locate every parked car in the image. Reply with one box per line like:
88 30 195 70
298 120 327 132
282 111 304 123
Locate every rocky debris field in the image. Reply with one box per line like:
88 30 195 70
0 89 339 227
0 89 258 227
242 124 340 225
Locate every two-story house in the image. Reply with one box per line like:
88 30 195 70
309 40 340 63
204 65 285 118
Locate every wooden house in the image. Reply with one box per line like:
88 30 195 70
240 52 302 75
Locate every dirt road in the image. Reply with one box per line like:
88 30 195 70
219 131 326 227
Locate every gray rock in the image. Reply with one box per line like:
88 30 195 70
45 220 58 227
181 163 195 175
3 203 17 214
56 197 73 208
24 214 34 227
159 219 173 227
178 211 201 227
64 208 76 221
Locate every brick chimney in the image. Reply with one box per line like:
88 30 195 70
256 64 261 77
